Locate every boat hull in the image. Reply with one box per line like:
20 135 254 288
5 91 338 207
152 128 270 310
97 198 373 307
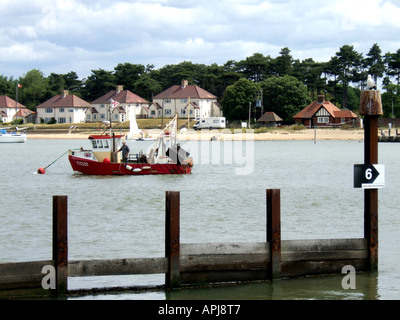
68 155 192 175
0 134 26 143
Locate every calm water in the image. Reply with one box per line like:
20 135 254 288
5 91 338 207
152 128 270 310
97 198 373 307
0 135 399 300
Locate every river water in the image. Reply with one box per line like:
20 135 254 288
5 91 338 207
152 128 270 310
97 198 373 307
0 135 399 300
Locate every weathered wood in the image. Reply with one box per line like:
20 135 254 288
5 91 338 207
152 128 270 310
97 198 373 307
68 258 168 277
181 242 269 255
267 189 281 281
53 195 68 295
165 191 181 289
282 260 369 278
359 90 383 116
363 99 380 272
0 260 54 290
282 238 367 252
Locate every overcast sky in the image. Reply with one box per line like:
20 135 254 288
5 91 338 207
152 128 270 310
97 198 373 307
1 0 400 80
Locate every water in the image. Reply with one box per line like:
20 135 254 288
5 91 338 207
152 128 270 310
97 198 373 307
0 137 399 299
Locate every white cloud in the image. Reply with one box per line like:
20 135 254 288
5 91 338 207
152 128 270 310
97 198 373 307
1 0 400 79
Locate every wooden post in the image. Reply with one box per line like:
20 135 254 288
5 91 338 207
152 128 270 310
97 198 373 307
267 189 281 280
360 90 382 272
165 191 181 289
52 195 68 295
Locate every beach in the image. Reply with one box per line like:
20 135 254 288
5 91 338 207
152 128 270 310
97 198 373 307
27 128 365 141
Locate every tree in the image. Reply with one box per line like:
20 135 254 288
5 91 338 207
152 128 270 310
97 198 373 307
19 69 48 109
114 63 145 91
364 43 385 88
335 45 363 109
221 78 258 121
236 53 271 82
272 47 294 77
260 75 311 123
82 69 116 102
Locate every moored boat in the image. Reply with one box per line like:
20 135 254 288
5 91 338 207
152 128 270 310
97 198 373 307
68 115 193 175
0 127 27 143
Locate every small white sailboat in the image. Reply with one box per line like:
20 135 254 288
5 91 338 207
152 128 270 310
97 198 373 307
0 127 27 143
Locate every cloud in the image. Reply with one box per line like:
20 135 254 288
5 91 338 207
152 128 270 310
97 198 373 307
1 0 400 79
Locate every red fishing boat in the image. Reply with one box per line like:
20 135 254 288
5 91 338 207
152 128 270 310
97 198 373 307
68 115 193 175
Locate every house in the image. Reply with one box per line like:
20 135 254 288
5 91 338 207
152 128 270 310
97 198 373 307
151 79 222 119
0 95 35 123
293 95 358 127
89 85 149 122
36 90 91 124
257 112 283 127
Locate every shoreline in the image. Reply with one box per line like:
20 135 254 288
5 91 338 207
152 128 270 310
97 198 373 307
27 128 365 141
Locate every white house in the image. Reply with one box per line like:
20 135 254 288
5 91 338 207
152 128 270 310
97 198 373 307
36 90 90 124
88 85 149 123
151 80 222 119
0 95 35 123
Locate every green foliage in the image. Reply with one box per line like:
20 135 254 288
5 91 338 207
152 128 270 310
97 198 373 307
260 75 312 122
1 43 400 121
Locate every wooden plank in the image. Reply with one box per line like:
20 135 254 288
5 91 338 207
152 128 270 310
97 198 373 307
53 195 68 295
0 260 53 290
282 250 368 262
68 258 168 277
282 259 369 278
181 242 269 255
267 189 281 280
180 254 269 272
282 238 367 252
165 191 181 289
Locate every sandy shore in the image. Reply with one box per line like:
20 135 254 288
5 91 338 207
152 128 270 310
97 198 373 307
27 128 365 141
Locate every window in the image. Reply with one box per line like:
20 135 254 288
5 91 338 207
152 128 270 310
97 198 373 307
317 117 329 123
165 109 172 115
58 117 66 124
181 109 186 115
164 99 171 104
181 99 188 103
59 108 65 113
151 110 156 116
341 118 345 124
100 114 105 119
45 108 53 113
69 109 74 113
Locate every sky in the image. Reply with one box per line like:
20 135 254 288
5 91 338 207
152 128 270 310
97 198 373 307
1 0 400 80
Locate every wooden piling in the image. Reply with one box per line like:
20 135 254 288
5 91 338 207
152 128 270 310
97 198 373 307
52 195 68 295
165 191 181 289
360 90 382 272
267 189 281 280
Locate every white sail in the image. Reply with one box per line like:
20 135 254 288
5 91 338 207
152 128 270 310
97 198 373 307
128 106 141 137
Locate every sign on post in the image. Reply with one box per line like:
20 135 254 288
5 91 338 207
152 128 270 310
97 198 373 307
354 164 385 189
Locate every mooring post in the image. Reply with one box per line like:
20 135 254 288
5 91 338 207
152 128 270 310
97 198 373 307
266 189 281 280
52 195 68 295
360 90 382 272
165 191 181 289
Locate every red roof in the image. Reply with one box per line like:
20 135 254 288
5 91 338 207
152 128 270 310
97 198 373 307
153 84 217 100
91 89 149 104
0 95 26 109
293 100 357 119
36 94 90 108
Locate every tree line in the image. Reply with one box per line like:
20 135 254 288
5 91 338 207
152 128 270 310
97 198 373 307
1 43 399 123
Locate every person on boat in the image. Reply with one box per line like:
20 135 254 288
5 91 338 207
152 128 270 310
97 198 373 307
115 141 130 163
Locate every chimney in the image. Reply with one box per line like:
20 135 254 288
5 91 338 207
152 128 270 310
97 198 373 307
116 85 123 93
181 79 188 88
317 95 324 104
62 90 69 98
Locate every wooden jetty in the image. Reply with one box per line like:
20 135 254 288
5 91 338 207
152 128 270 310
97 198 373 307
0 90 382 299
0 190 372 299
